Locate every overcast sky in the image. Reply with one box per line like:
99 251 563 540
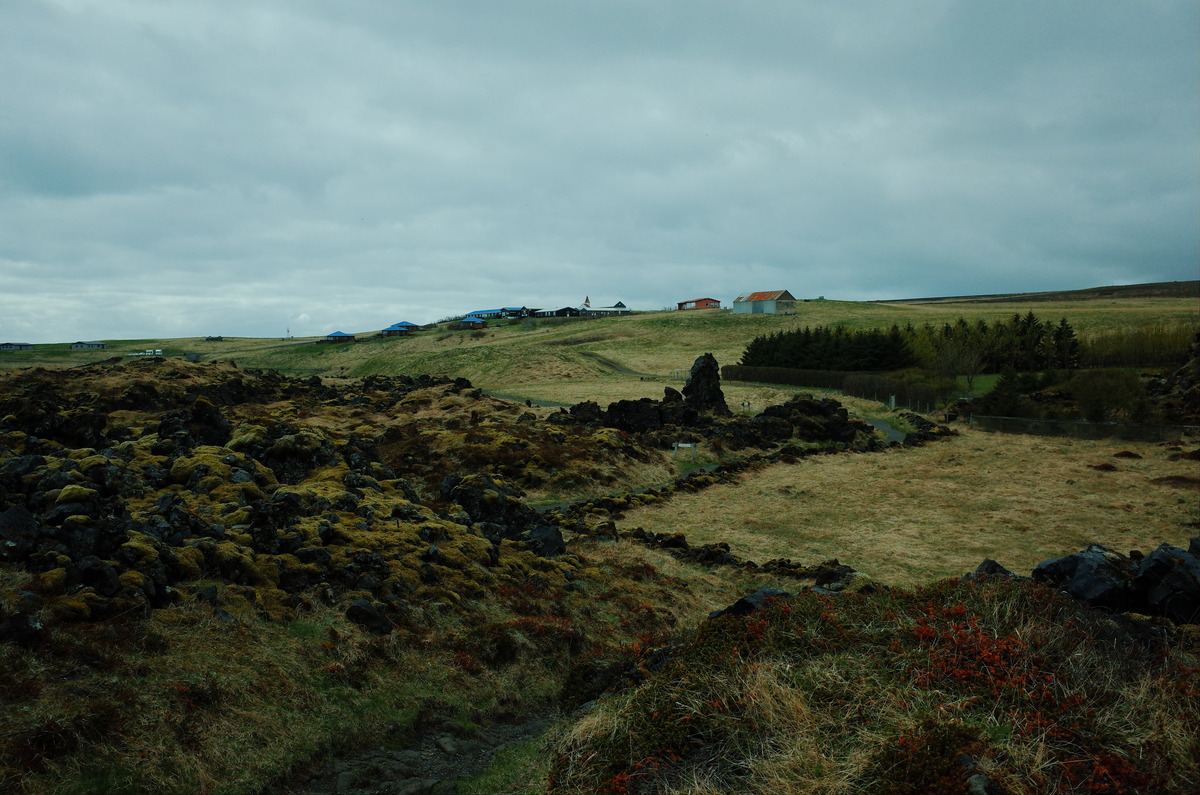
2 1 1197 342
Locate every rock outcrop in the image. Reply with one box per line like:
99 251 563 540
681 352 732 416
1028 540 1200 624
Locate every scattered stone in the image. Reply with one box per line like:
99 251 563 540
709 586 794 618
963 558 1019 581
346 598 392 635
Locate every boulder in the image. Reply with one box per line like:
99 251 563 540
521 525 565 557
1031 545 1136 611
709 585 793 618
1133 542 1200 624
963 558 1018 581
1030 542 1200 623
346 597 393 635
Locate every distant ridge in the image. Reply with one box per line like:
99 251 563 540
880 280 1199 305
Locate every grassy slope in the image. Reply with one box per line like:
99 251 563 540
5 292 1196 405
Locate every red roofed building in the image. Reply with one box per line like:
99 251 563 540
732 290 796 315
676 297 721 311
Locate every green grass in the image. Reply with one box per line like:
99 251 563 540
957 373 1000 397
460 733 553 795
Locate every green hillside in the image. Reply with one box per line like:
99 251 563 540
5 288 1197 408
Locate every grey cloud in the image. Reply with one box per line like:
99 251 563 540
0 0 1195 342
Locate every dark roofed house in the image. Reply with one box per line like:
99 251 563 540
323 331 356 343
70 341 108 350
0 342 34 352
732 290 796 315
535 307 581 318
583 301 631 316
677 298 721 311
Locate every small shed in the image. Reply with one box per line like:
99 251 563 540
70 341 108 350
0 342 34 352
323 331 356 343
733 290 796 315
677 298 721 311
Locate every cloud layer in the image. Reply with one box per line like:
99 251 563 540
2 0 1196 341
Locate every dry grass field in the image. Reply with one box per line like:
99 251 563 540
615 427 1200 585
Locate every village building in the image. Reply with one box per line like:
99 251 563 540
677 298 721 311
583 301 631 317
0 342 34 352
534 307 582 318
70 341 108 350
381 322 418 337
456 315 488 330
322 331 356 343
732 290 796 315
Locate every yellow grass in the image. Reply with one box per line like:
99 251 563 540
615 428 1200 585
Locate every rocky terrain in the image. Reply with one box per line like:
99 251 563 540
0 355 896 636
0 354 909 793
1 355 1195 794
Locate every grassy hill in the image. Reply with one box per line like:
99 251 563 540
5 284 1197 408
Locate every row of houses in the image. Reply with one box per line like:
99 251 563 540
676 290 799 315
7 292 804 353
323 299 633 341
0 341 108 352
461 301 631 322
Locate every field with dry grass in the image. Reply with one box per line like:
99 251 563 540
615 428 1199 585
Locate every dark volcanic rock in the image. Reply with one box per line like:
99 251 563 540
603 398 665 434
440 474 539 529
710 586 794 618
346 597 393 635
522 524 565 557
1032 545 1135 610
681 353 732 417
0 505 41 562
155 397 232 449
1134 543 1200 624
963 558 1019 580
1032 541 1200 624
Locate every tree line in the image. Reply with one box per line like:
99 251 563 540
740 312 1083 383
